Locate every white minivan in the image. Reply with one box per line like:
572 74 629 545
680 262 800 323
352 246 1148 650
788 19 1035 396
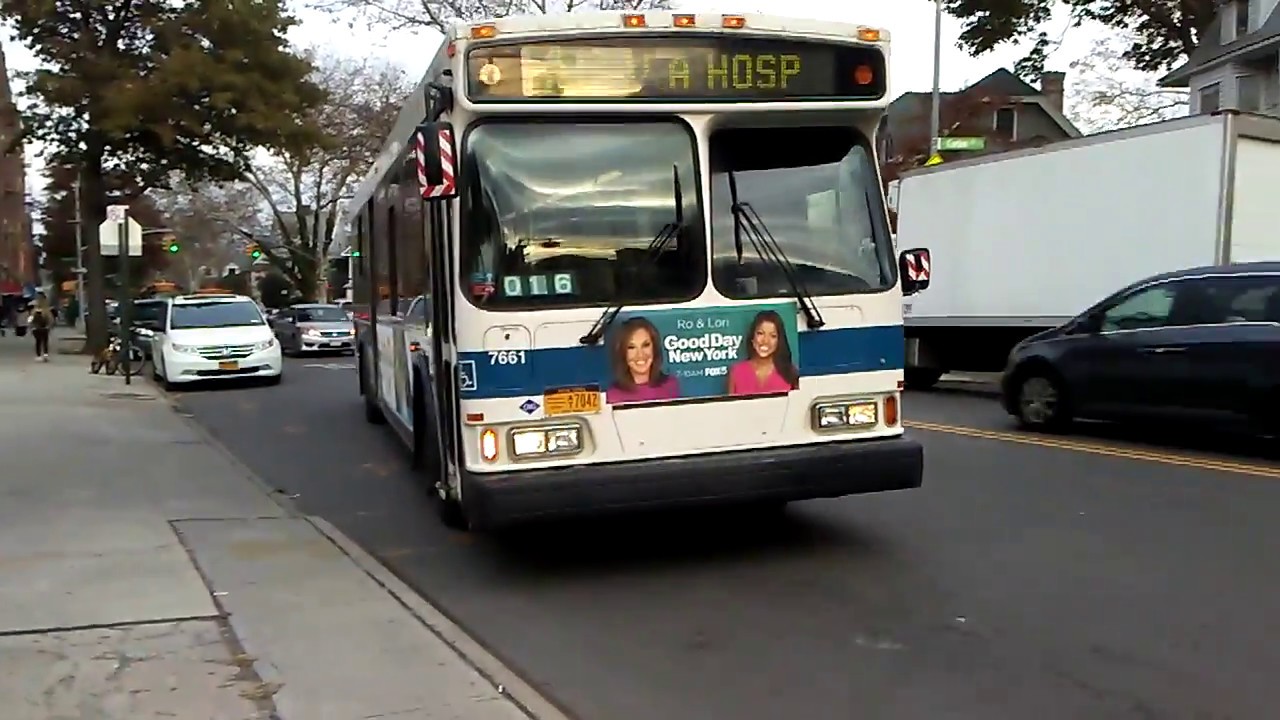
151 294 283 389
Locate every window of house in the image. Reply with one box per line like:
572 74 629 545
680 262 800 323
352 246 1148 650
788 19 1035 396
993 107 1016 140
1237 74 1262 111
1236 0 1251 38
1199 84 1221 113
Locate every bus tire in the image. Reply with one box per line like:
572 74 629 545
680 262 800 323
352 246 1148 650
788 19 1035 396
359 351 386 425
436 487 469 531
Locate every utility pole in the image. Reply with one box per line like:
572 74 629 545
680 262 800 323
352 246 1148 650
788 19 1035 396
73 178 86 331
929 0 944 156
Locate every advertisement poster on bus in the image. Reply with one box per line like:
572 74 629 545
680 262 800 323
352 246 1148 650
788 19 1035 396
602 303 800 405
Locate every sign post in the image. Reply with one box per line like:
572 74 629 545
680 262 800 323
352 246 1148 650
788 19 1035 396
103 204 135 384
119 219 132 384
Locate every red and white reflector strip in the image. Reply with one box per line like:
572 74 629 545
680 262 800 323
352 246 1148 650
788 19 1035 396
415 127 455 198
903 251 930 281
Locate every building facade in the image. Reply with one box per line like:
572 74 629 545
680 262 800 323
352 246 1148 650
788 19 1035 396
876 68 1082 178
0 39 32 295
1160 0 1280 114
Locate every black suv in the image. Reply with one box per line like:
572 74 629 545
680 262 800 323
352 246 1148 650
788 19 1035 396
1001 262 1280 434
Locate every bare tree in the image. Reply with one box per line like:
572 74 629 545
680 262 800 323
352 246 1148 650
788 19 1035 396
148 180 267 291
237 53 414 300
1067 34 1188 134
312 0 671 34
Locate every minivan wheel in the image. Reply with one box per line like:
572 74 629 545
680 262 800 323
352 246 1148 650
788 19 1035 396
1016 373 1071 431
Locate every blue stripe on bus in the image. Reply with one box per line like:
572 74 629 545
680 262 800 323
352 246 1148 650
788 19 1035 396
456 324 904 399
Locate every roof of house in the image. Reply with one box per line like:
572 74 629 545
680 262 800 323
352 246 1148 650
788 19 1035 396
883 68 1081 138
1160 4 1280 86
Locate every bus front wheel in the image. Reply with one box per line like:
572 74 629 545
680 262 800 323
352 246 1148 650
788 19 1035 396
359 351 386 425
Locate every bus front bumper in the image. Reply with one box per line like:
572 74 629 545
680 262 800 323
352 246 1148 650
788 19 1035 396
465 435 923 529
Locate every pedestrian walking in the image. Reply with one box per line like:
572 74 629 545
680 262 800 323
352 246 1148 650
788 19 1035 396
29 293 52 361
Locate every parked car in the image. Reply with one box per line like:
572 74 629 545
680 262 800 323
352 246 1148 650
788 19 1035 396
151 294 282 389
270 303 355 355
1001 263 1280 434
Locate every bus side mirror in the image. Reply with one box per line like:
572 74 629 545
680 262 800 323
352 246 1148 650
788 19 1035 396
899 247 931 296
414 122 458 201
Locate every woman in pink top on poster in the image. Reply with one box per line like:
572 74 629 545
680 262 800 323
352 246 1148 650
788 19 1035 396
606 317 682 404
728 310 799 396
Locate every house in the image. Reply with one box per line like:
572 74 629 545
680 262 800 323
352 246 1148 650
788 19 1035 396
876 68 1082 175
1159 0 1280 114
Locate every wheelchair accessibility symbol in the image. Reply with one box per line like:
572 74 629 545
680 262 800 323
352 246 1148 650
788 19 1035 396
457 360 477 391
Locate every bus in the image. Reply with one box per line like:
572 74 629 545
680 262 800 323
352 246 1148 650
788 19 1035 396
335 11 933 531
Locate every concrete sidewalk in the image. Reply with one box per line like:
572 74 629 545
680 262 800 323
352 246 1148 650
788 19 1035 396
0 331 542 719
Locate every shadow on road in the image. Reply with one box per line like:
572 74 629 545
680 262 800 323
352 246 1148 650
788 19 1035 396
479 503 886 577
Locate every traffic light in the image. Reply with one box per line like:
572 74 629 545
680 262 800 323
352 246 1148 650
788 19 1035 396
166 240 180 253
350 250 361 257
247 243 262 259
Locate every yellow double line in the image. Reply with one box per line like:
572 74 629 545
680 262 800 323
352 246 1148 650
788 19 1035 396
905 419 1280 479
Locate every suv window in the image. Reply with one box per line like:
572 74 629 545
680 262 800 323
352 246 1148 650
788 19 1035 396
1102 283 1177 331
1200 275 1280 323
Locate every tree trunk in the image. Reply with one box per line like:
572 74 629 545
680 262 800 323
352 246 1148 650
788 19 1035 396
79 144 108 354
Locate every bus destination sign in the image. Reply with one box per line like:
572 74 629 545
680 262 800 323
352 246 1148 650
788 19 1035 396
465 36 886 102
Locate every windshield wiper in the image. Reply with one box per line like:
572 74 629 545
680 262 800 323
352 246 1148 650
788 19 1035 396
579 165 684 345
726 170 825 330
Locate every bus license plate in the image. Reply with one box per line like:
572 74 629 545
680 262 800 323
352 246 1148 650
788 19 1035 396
543 386 601 416
218 361 239 370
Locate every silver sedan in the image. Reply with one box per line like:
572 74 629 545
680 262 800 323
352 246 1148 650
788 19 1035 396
271 304 355 355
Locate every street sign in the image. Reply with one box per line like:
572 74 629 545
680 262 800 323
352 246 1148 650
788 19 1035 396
99 216 143 256
937 136 986 151
924 153 944 166
106 204 128 223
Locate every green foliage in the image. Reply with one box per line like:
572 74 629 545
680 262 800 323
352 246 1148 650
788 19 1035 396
942 0 1217 76
311 0 672 34
2 0 325 188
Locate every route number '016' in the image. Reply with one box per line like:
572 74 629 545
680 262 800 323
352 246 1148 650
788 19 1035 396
488 350 528 365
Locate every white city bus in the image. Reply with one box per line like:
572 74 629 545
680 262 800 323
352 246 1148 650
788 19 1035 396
335 11 933 530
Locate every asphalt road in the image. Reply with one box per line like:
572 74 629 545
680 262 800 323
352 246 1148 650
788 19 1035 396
171 360 1280 720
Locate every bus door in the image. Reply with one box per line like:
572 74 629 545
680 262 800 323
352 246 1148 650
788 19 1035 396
427 198 459 469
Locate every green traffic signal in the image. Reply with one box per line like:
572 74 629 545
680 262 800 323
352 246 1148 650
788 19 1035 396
350 251 361 257
167 242 179 253
251 249 262 259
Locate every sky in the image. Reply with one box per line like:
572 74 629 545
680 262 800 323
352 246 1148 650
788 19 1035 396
2 0 1102 201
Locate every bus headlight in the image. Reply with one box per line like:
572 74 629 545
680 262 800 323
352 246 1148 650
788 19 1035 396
812 400 879 430
510 425 582 458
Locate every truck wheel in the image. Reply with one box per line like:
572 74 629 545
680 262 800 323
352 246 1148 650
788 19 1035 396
904 368 944 390
1014 373 1072 431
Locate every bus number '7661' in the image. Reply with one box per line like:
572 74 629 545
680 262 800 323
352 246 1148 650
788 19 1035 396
488 350 528 365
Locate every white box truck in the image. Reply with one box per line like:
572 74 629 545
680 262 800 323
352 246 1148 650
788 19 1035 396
892 110 1280 389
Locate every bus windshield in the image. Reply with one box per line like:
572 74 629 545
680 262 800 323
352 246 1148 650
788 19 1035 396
460 121 704 309
709 125 896 299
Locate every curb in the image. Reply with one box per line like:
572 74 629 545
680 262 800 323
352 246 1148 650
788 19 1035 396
146 376 567 720
309 516 572 720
